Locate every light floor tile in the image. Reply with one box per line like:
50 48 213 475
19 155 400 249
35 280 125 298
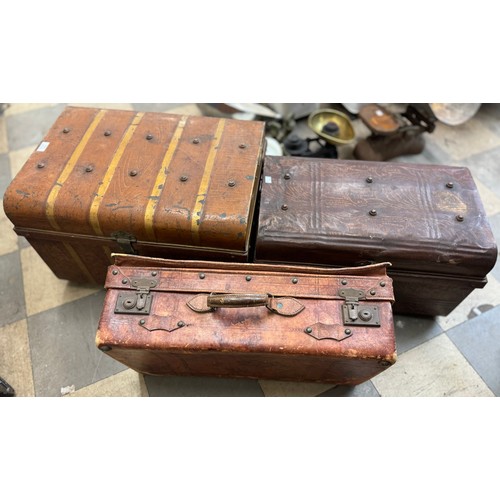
372 334 494 397
0 115 7 154
0 203 18 256
66 369 148 397
69 103 134 111
4 103 60 116
258 380 335 397
431 118 500 162
20 246 101 316
8 144 36 178
473 177 500 217
0 319 35 396
436 274 500 332
166 104 202 116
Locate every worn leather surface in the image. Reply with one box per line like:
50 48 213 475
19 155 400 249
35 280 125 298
255 156 498 316
96 256 396 384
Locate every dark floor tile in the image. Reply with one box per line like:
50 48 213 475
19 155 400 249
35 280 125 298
316 380 380 397
0 251 26 327
131 103 188 113
393 314 443 354
145 374 265 397
28 290 125 396
446 305 500 396
6 104 66 151
0 153 11 197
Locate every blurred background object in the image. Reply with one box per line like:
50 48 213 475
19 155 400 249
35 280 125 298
353 103 437 162
429 103 481 126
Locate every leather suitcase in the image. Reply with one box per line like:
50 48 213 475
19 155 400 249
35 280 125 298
95 254 396 384
3 106 265 284
255 156 498 316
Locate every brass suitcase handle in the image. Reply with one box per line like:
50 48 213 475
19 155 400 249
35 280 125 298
207 293 269 308
187 293 305 317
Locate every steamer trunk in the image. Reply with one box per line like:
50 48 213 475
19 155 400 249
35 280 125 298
3 106 265 284
254 156 498 316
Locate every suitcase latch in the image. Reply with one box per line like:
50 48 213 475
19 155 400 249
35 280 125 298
111 231 137 254
339 288 380 327
114 278 158 315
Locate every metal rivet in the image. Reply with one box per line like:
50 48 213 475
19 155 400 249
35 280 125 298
129 170 138 177
369 209 377 216
446 182 454 189
341 279 348 285
139 319 145 326
281 204 288 211
239 144 247 149
180 175 188 182
345 329 351 335
99 345 112 352
122 279 128 284
379 281 386 287
63 127 70 134
366 177 373 183
456 214 464 222
146 134 153 140
199 273 205 279
85 165 94 172
284 173 291 180
177 321 185 327
245 276 252 282
104 130 112 136
228 180 236 187
370 290 376 296
305 327 313 334
192 138 200 144
151 271 157 277
37 162 45 169
292 278 298 284
112 269 118 275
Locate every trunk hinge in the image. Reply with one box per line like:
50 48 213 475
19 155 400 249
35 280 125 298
111 231 137 254
114 277 158 315
339 288 380 326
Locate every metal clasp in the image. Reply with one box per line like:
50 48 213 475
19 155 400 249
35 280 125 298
339 288 380 327
114 277 158 315
111 231 137 254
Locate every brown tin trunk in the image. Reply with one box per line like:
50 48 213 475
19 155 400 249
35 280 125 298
3 106 265 284
95 254 396 385
254 156 498 316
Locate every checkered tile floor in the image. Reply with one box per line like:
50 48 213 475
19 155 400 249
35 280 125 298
1 103 500 397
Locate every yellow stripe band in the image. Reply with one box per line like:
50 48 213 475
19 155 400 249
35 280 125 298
144 115 188 240
46 110 107 230
89 112 144 235
191 119 225 245
63 242 96 284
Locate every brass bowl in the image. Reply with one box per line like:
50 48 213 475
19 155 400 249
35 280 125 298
308 108 355 145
